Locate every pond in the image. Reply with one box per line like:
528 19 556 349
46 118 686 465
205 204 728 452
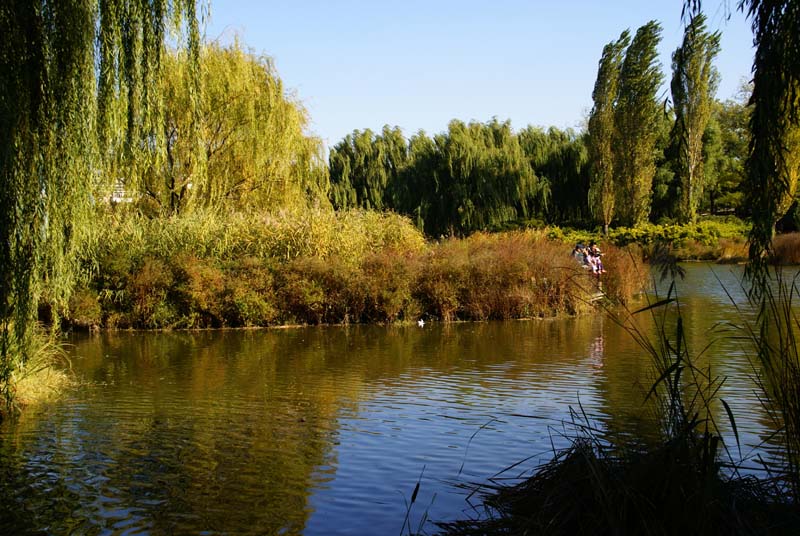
0 264 785 534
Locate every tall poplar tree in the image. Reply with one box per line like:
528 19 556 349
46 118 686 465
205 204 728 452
588 30 630 234
671 12 721 223
0 0 199 407
614 21 664 228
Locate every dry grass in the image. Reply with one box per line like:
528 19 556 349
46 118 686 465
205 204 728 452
596 242 649 304
772 233 800 265
14 364 73 409
416 231 596 321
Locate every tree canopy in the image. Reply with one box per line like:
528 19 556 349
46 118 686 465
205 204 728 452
0 0 200 405
671 12 721 223
588 30 630 234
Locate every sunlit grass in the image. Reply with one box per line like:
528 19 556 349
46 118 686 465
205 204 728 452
2 329 73 417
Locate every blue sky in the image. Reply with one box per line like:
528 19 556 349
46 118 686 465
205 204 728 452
204 0 754 148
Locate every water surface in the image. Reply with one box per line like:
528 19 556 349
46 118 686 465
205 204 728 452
0 264 783 534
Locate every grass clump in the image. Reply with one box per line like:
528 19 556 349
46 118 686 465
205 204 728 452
438 435 797 535
771 233 800 265
1 328 73 418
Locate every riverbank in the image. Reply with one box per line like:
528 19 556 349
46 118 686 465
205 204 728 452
547 216 752 263
62 210 647 331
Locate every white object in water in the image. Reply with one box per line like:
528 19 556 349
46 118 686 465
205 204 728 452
417 319 425 327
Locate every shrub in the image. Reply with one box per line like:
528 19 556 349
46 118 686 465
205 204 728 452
171 255 227 328
414 239 469 321
129 257 176 328
222 257 278 326
67 287 102 329
360 249 419 323
276 256 364 324
772 233 800 265
598 243 648 304
73 210 648 328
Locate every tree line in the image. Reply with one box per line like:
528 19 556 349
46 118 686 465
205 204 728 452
328 15 754 236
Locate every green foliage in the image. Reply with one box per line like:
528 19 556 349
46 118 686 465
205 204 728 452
330 119 565 237
588 30 630 233
0 0 198 410
550 217 750 260
671 13 721 223
743 0 800 272
650 110 680 221
518 127 587 225
615 21 665 227
705 84 750 215
329 126 407 211
425 119 545 236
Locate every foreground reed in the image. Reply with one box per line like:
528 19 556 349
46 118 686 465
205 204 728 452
435 268 800 535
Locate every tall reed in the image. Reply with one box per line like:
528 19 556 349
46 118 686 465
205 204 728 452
436 263 800 534
0 327 73 416
771 233 800 265
740 267 800 500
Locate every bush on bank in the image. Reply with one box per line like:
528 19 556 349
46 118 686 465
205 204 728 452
64 210 647 330
547 216 751 263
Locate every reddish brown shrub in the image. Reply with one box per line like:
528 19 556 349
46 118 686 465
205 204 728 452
598 243 648 304
171 255 227 327
129 256 176 327
360 249 419 322
772 233 800 265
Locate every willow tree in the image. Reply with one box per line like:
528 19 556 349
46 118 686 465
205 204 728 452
328 126 407 211
0 0 199 408
426 119 545 236
671 13 721 223
587 30 630 234
137 42 328 215
614 21 664 227
391 130 439 231
518 126 586 225
741 0 800 270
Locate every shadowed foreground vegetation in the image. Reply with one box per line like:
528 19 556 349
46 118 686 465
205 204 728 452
62 210 647 330
436 437 798 535
432 269 800 535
